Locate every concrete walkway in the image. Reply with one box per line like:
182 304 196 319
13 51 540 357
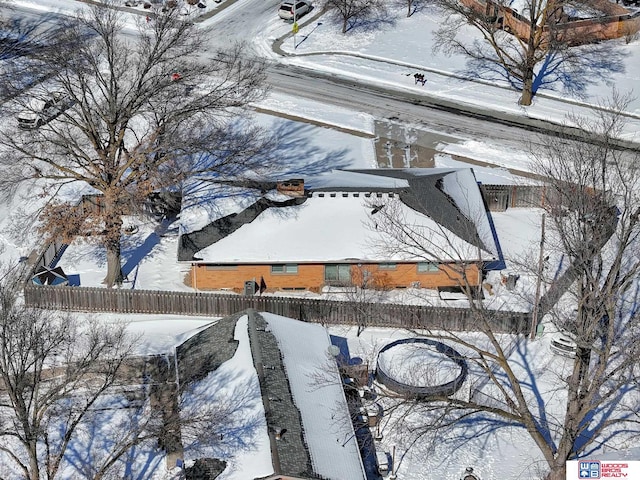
269 10 640 124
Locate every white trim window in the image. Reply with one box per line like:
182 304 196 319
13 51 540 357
417 262 439 273
378 263 397 270
325 264 352 285
271 264 299 274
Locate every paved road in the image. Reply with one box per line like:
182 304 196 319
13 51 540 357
267 63 546 147
4 0 639 174
267 62 640 147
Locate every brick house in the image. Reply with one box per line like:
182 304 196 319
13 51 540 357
460 0 640 45
179 169 502 293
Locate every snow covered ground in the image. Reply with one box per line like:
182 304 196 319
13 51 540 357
332 326 556 480
11 0 640 127
275 9 640 135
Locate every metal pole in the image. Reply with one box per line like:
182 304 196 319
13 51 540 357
531 212 546 339
174 346 180 393
390 445 397 479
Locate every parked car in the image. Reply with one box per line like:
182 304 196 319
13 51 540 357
278 0 311 20
17 91 74 130
549 331 577 357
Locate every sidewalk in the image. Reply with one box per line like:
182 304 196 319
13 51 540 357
268 6 640 144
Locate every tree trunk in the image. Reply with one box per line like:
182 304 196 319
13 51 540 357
520 31 537 106
103 213 124 287
520 74 534 106
105 241 124 287
407 0 412 17
29 449 39 480
342 17 348 33
545 462 566 480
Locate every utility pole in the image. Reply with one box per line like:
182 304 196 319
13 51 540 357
531 212 546 340
174 346 180 393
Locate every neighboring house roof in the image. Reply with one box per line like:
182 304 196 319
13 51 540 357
179 168 499 264
262 312 367 480
178 310 364 480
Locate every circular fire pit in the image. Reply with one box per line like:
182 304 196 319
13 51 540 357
376 338 467 399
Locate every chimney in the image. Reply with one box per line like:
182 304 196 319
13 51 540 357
276 178 305 197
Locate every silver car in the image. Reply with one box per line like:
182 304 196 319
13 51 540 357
278 0 311 20
549 331 577 357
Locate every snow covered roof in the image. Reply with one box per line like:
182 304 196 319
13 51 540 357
173 310 365 480
182 168 499 264
263 312 366 480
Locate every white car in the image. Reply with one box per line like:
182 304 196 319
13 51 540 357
17 91 74 130
549 331 577 357
278 0 312 20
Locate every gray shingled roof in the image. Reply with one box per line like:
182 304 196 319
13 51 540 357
178 168 495 262
345 168 493 254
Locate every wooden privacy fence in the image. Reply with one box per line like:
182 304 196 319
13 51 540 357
479 184 545 211
23 285 532 334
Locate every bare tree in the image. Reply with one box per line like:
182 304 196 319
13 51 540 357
364 101 640 480
322 0 388 33
337 264 393 336
0 267 266 479
0 1 271 287
0 267 153 480
398 0 427 17
432 0 625 105
527 94 640 479
349 265 391 336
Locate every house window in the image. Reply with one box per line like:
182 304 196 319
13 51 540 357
378 263 397 270
205 264 238 270
417 262 439 273
325 264 352 285
271 264 298 274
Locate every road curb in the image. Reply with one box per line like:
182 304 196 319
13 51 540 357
270 10 640 144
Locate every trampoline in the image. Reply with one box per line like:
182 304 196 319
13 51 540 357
376 338 467 399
